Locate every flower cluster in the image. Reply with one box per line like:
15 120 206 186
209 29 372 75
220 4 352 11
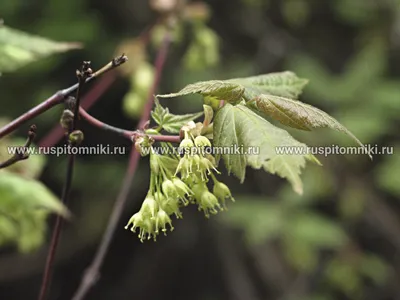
125 128 234 242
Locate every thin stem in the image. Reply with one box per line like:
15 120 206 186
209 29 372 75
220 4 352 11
0 55 128 140
79 107 181 143
0 124 37 169
38 62 93 300
150 134 181 143
38 73 116 148
37 154 75 300
38 19 158 148
79 107 134 139
71 26 172 300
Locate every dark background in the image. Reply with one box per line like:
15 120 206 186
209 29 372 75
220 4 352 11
0 0 399 299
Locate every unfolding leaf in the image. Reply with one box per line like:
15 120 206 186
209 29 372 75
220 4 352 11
157 80 244 103
228 71 308 100
151 98 203 133
0 25 81 73
157 71 307 103
254 94 372 158
214 103 317 194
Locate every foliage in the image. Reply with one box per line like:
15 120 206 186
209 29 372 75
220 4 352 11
151 98 203 133
158 70 368 194
0 134 68 252
0 0 399 299
0 25 75 252
0 24 80 74
0 169 69 252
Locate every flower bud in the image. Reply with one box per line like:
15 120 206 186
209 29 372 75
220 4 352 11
197 156 220 181
191 182 208 202
125 211 144 232
175 156 192 178
69 130 84 145
171 177 192 205
162 179 178 198
60 109 74 130
140 194 158 217
199 190 221 217
172 178 192 197
194 135 211 148
191 154 201 170
213 181 234 210
155 209 174 235
179 138 194 154
161 197 182 219
138 218 157 242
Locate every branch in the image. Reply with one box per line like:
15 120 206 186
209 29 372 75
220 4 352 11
71 25 173 300
0 124 37 169
79 107 181 143
38 62 94 300
38 74 116 147
0 55 128 140
38 19 159 148
79 107 134 139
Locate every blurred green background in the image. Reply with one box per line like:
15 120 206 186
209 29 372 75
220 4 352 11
0 0 400 299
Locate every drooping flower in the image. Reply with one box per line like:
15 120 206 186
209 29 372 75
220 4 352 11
125 211 144 232
155 209 174 235
198 190 221 217
194 135 212 148
140 194 158 217
213 181 235 210
197 156 220 181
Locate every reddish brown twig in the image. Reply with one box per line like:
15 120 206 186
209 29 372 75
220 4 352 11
79 107 181 143
0 125 37 169
38 74 116 147
0 55 128 140
38 20 158 148
71 26 173 300
38 61 97 300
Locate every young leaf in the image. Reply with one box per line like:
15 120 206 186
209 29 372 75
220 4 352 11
157 71 307 102
0 170 70 218
253 94 372 158
228 71 309 100
0 170 70 251
0 25 81 73
151 98 203 133
213 103 317 194
157 80 244 102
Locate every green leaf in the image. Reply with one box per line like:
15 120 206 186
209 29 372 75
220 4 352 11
376 150 400 196
183 25 220 70
151 98 203 133
0 170 69 218
157 80 244 103
0 25 81 73
325 258 362 298
228 71 308 100
285 211 348 248
0 170 69 251
157 71 307 103
222 199 285 244
213 103 317 194
360 254 388 285
254 94 372 158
